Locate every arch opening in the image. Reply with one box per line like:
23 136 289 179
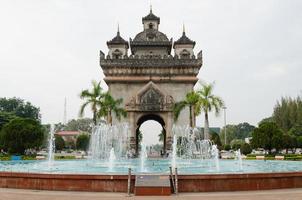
136 114 166 157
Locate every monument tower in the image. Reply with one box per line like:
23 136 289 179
100 8 202 155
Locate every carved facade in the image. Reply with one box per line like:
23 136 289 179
100 8 202 155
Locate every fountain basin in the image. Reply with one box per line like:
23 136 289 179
1 159 302 192
0 171 302 192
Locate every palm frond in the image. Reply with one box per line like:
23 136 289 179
173 101 187 121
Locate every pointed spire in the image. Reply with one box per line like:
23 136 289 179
150 1 153 13
117 22 120 36
183 23 186 36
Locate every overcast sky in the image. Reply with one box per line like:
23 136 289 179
1 0 301 145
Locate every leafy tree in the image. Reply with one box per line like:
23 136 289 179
99 92 126 125
0 97 41 121
54 122 65 132
220 123 255 145
76 134 90 151
210 132 222 149
220 124 237 144
251 121 283 154
158 129 165 142
55 135 65 151
173 91 200 127
258 117 275 125
65 118 94 132
240 143 252 155
236 123 255 139
288 125 302 137
0 112 17 130
230 139 245 150
79 80 105 125
0 118 44 154
273 96 302 132
297 136 302 148
196 82 224 140
282 133 297 153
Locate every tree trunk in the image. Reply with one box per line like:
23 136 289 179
93 111 97 125
192 105 196 128
204 112 210 140
108 110 112 125
189 105 193 128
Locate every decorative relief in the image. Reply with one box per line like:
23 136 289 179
125 82 174 112
140 88 163 111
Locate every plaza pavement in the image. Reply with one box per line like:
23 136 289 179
0 188 302 200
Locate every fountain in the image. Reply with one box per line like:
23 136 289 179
1 123 302 192
108 147 116 171
89 123 129 160
171 125 217 159
47 124 55 166
140 141 147 172
171 134 177 169
235 149 243 171
211 145 220 171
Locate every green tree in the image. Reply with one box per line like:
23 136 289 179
236 123 255 139
76 134 90 151
220 124 237 144
65 118 94 132
230 139 245 150
251 121 283 154
196 82 224 140
0 97 41 121
0 112 17 130
288 125 302 137
282 133 297 153
158 129 165 142
297 136 302 148
0 118 44 154
210 132 222 150
55 135 65 151
273 96 302 132
173 91 200 127
99 92 127 125
240 143 252 155
220 123 255 145
79 80 104 125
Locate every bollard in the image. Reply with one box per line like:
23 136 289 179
175 167 178 195
169 166 175 193
127 168 131 196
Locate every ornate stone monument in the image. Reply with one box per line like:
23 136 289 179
100 8 202 155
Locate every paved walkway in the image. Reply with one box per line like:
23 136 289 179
0 188 302 200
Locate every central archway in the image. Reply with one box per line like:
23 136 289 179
136 114 166 156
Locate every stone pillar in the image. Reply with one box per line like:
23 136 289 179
165 111 173 153
129 112 136 155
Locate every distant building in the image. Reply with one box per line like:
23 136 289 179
55 131 81 143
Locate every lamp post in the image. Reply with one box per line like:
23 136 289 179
223 106 227 145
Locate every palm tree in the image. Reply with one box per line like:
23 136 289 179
173 91 201 128
196 82 224 140
99 92 127 125
79 80 104 125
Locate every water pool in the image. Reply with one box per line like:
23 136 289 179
1 159 301 174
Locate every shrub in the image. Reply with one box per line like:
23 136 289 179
55 135 65 151
240 143 252 155
223 144 231 151
0 118 44 154
76 134 90 151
